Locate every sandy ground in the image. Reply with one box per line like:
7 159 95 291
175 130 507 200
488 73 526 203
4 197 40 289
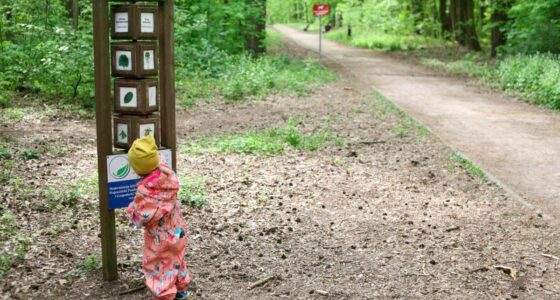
273 25 560 221
1 36 560 300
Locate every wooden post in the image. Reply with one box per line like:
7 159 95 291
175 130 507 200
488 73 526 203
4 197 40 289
158 0 177 171
93 0 118 281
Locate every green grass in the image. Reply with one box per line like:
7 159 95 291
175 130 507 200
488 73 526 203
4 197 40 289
65 254 102 278
1 108 25 121
450 151 487 181
178 54 335 106
371 91 431 138
326 28 444 52
0 213 17 240
180 120 341 155
494 53 560 110
178 175 208 208
177 28 336 107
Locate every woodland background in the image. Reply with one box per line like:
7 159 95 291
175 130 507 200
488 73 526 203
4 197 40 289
1 0 560 111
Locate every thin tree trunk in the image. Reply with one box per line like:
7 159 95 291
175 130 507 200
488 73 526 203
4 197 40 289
439 0 452 35
490 0 512 57
246 0 266 56
450 0 481 50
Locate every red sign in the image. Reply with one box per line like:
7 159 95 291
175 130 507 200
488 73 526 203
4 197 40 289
313 4 330 16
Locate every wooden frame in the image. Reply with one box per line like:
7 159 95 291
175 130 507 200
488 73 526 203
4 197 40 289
94 0 176 281
114 78 159 115
111 42 158 78
111 5 159 40
113 114 161 149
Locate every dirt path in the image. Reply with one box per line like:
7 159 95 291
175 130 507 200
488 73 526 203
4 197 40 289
274 25 560 220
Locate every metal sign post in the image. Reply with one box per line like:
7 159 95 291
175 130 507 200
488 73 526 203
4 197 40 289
313 4 330 64
93 0 176 281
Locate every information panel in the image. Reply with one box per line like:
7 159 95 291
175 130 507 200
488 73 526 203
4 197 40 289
106 149 172 209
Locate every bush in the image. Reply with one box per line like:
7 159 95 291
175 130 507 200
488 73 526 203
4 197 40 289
495 53 560 109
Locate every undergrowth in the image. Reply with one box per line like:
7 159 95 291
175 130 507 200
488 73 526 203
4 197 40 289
180 119 342 155
326 28 444 52
449 151 488 181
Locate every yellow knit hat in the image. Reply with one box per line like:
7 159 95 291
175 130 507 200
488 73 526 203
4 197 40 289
128 135 160 176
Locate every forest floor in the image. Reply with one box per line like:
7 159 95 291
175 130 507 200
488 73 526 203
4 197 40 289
1 31 560 300
274 25 560 221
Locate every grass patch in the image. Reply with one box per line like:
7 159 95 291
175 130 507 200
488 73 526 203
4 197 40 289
0 213 17 240
178 176 208 209
326 29 444 52
178 54 335 105
449 151 487 181
181 120 341 155
494 53 560 110
371 91 430 138
65 254 102 278
1 108 25 121
19 150 40 161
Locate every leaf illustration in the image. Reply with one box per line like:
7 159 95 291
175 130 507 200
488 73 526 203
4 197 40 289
124 92 134 104
144 128 153 136
119 130 127 140
145 51 151 60
113 164 129 178
118 54 129 68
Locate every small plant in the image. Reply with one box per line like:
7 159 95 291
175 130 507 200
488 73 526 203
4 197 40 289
0 213 17 240
181 120 340 155
449 151 487 181
42 185 81 209
0 148 11 160
65 254 102 278
178 176 208 209
20 150 40 161
2 108 25 121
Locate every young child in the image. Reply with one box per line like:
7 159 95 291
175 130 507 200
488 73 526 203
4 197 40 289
127 135 191 300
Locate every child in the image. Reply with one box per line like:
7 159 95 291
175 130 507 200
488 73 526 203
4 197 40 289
127 135 191 300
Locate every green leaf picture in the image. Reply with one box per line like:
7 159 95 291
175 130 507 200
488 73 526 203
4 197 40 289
113 164 129 178
145 51 151 60
144 128 153 136
124 92 134 104
118 54 129 68
119 130 127 140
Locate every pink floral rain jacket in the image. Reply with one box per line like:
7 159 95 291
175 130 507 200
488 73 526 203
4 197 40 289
127 164 191 300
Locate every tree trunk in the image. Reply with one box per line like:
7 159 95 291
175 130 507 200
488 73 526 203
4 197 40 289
450 0 481 51
245 0 266 56
439 0 452 35
490 0 512 57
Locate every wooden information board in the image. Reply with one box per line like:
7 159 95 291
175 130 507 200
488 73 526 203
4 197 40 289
93 0 176 281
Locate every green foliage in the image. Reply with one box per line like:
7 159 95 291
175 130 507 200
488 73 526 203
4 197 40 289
421 52 492 78
181 120 340 155
504 0 560 54
494 54 560 109
0 147 10 160
0 213 17 240
327 28 443 52
42 185 81 209
1 108 25 121
178 176 208 208
450 151 488 181
65 254 102 278
178 53 335 105
19 150 39 161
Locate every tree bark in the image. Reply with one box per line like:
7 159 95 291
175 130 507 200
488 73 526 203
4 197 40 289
450 0 481 51
245 0 266 56
490 0 512 57
439 0 452 35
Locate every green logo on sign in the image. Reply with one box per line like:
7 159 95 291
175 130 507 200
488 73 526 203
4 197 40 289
118 54 129 68
144 128 153 136
124 92 134 104
112 164 130 179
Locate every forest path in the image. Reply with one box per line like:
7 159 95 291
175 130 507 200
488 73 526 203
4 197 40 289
275 25 560 220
